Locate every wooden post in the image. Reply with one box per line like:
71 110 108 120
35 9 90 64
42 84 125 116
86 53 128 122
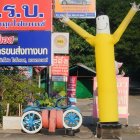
18 104 20 116
6 103 9 116
20 104 23 116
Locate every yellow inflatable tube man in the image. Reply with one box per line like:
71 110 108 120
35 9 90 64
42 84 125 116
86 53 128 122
61 2 140 122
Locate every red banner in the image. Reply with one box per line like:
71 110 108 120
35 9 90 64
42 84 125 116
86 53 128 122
0 0 52 30
51 55 69 76
67 76 77 97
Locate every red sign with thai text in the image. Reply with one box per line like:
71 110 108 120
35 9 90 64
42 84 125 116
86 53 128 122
0 0 52 30
51 55 69 76
67 76 77 97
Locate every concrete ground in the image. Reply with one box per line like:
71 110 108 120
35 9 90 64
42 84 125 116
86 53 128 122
77 95 140 135
0 95 140 139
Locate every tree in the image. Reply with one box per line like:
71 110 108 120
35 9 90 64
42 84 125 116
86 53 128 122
0 67 43 118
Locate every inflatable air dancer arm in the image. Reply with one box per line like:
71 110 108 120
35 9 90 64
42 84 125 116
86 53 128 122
60 16 95 46
113 2 140 44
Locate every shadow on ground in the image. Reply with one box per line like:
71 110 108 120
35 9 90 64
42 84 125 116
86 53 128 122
39 116 97 139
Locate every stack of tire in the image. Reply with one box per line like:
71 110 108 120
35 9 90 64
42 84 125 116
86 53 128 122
21 108 82 134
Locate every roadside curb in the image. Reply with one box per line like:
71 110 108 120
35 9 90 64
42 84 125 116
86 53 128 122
122 125 140 134
0 128 23 134
0 125 140 135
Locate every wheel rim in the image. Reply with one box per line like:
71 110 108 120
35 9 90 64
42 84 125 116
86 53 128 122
21 111 42 134
63 109 82 130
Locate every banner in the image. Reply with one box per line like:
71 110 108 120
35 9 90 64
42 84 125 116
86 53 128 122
54 0 96 18
0 31 52 66
93 77 129 119
52 32 69 54
51 55 69 76
117 77 129 118
0 0 52 30
67 76 77 97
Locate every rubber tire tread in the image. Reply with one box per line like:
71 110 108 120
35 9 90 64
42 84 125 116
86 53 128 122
42 110 49 128
48 109 57 132
56 110 63 129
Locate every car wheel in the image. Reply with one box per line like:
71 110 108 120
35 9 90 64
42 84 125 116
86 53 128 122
63 109 82 130
21 111 42 134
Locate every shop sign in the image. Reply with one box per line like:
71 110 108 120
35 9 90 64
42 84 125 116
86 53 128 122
54 0 96 18
0 0 52 30
0 31 52 66
52 76 67 82
52 32 69 54
51 55 69 76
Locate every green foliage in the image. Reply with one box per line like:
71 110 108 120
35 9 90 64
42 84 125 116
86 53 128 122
0 71 43 117
38 94 56 108
51 81 66 98
35 92 67 108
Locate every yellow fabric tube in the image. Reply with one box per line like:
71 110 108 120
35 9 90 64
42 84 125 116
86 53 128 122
95 34 118 122
66 20 96 46
63 6 138 122
113 7 137 44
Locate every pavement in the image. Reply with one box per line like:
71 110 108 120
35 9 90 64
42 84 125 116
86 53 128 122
0 95 140 138
77 95 140 135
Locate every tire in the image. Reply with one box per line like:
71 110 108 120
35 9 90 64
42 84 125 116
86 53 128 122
63 109 82 130
21 111 42 134
56 110 63 129
66 129 75 136
48 110 57 133
42 110 49 128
